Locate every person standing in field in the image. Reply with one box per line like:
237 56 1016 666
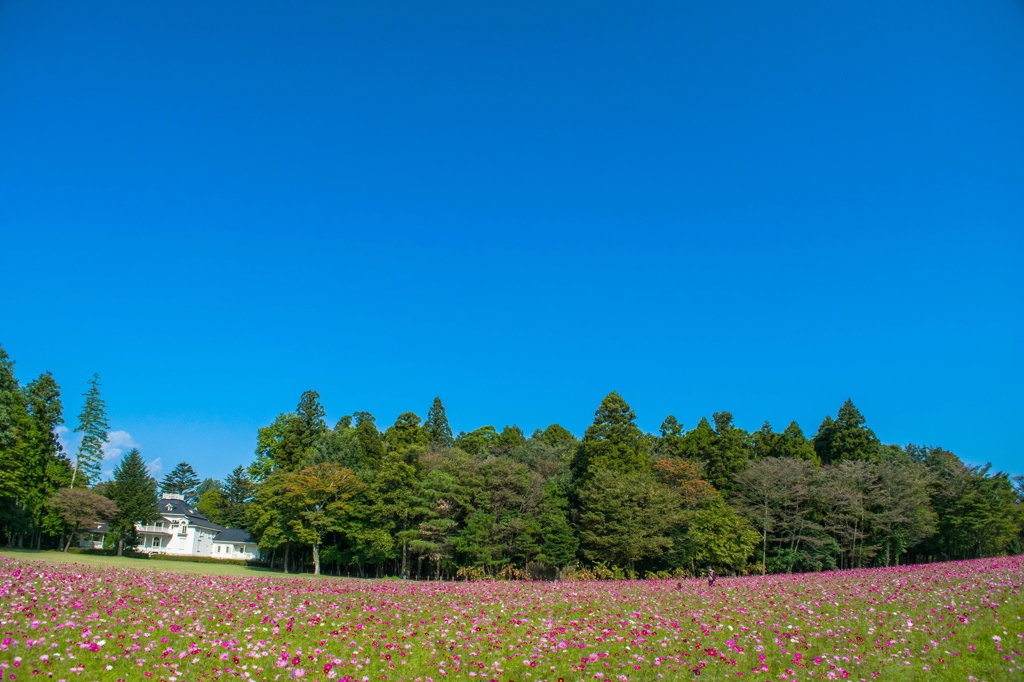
706 566 717 587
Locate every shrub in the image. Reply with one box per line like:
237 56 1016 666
65 548 150 559
147 554 268 567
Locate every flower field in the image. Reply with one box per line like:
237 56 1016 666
0 556 1021 682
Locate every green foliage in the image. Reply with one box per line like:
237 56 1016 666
251 391 328 479
220 465 254 528
577 470 678 571
147 552 264 566
455 425 499 457
2 345 1022 578
280 463 366 574
72 374 109 488
683 498 760 574
538 424 575 447
814 399 881 465
536 486 577 570
160 462 201 504
354 413 385 468
573 392 651 480
384 412 429 453
656 415 686 458
425 397 454 447
197 486 228 525
108 448 159 553
0 346 30 512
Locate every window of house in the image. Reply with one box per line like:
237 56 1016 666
153 538 161 548
155 522 163 529
227 545 233 553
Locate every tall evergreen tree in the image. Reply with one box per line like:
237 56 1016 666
71 374 109 488
251 391 330 478
295 390 328 456
699 411 751 495
657 415 686 458
160 462 201 504
353 412 385 468
572 392 650 479
221 465 254 528
425 397 454 447
0 346 30 538
776 421 819 463
814 399 881 464
23 372 69 546
108 448 159 555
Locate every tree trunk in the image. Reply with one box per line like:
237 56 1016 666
63 531 74 552
312 542 321 576
401 537 409 579
117 535 124 557
762 502 768 574
283 543 291 574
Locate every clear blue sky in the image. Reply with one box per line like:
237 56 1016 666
2 1 1021 480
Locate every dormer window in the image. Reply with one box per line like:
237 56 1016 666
165 504 174 511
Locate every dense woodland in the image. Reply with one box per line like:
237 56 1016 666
2 343 1022 578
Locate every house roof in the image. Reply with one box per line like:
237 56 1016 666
158 498 223 531
214 528 253 543
157 497 254 543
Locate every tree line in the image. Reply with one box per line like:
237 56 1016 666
1 343 1021 578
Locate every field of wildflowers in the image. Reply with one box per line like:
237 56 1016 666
0 555 1020 682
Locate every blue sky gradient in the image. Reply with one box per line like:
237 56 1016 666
2 1 1022 479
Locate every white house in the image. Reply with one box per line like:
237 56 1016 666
82 493 259 560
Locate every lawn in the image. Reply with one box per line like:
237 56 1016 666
0 548 290 579
0 552 1020 681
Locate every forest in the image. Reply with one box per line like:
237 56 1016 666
2 343 1022 578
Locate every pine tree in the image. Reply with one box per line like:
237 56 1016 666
71 374 109 488
425 397 454 447
160 462 201 504
221 465 254 528
109 448 159 555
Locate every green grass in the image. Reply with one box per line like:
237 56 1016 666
0 547 315 579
